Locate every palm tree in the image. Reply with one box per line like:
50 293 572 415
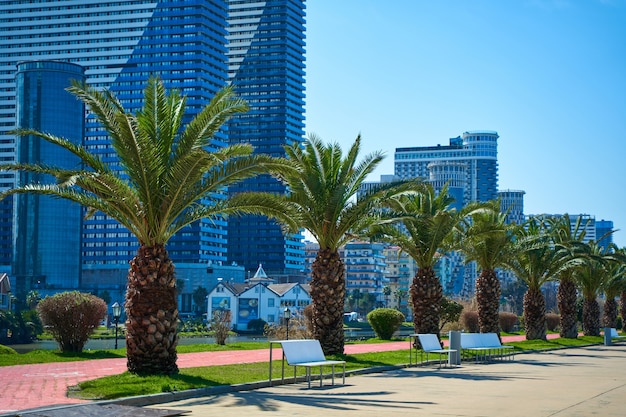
547 214 588 338
621 288 626 332
603 261 626 329
453 201 513 335
575 242 612 336
503 217 574 340
599 247 626 329
1 77 294 374
280 134 418 354
371 184 462 338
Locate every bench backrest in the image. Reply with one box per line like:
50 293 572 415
610 328 619 338
280 339 326 364
417 334 443 352
461 332 501 348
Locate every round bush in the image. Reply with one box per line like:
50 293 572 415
37 291 107 353
367 308 405 340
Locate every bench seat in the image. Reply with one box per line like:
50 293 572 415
460 333 515 362
279 339 346 388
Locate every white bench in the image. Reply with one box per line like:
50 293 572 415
414 333 457 368
460 333 515 362
279 339 346 388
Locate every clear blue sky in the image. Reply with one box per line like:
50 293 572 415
304 0 626 247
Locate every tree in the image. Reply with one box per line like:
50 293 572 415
603 258 626 328
575 242 610 336
439 297 463 332
453 201 513 335
192 286 209 316
547 214 588 338
382 286 392 308
1 77 294 374
279 134 418 354
371 183 463 339
37 291 107 353
503 217 574 340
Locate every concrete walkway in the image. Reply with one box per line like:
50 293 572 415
0 334 560 415
149 344 626 417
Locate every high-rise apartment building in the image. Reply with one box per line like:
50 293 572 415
395 130 499 204
225 0 306 278
1 1 307 298
498 190 526 225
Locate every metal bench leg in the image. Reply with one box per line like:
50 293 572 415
319 365 323 387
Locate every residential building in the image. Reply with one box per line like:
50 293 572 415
225 0 306 279
207 264 310 330
382 246 413 318
395 130 499 204
498 190 526 225
344 241 388 307
12 60 85 297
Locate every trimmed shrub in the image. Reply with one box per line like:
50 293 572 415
499 312 518 333
0 344 17 355
461 310 480 333
546 313 560 332
247 318 267 334
367 308 405 340
37 291 107 353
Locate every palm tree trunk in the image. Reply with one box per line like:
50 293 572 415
310 248 346 355
523 287 546 340
582 297 600 336
603 298 618 329
557 276 578 338
621 290 626 332
475 269 501 334
410 266 442 338
125 245 179 374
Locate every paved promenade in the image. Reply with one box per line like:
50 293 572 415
152 344 626 417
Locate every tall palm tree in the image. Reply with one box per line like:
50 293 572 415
547 214 588 338
503 217 574 340
602 259 626 329
1 77 295 374
453 201 513 335
575 242 612 336
280 134 419 354
371 184 462 338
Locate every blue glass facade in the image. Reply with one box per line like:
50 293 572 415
13 60 85 296
0 1 231 274
225 0 306 277
0 1 307 293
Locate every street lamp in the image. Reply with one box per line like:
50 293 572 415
112 302 122 349
283 307 291 340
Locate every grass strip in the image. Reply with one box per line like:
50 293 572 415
72 336 605 401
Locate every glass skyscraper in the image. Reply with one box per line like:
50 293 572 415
13 61 84 297
225 0 306 278
0 1 308 296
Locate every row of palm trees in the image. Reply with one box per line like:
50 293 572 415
2 78 624 375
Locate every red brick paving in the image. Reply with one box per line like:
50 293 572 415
0 335 557 414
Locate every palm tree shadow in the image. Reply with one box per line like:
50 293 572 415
176 388 435 413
